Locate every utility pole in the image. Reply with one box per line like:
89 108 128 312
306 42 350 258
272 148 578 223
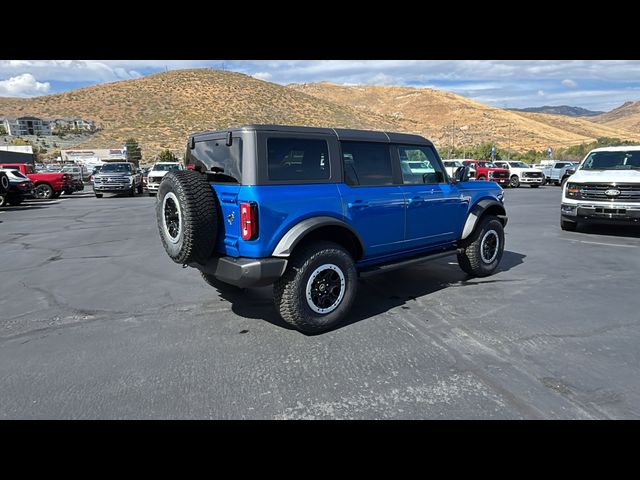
450 120 456 159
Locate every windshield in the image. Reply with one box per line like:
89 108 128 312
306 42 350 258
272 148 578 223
152 164 181 172
510 162 529 168
445 161 463 167
101 163 132 173
479 162 497 168
581 151 640 170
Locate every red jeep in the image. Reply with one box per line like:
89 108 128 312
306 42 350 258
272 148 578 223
0 163 73 199
462 160 510 187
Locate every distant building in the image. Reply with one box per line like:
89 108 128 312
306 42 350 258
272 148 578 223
60 148 126 170
1 116 52 136
0 145 34 154
51 118 96 133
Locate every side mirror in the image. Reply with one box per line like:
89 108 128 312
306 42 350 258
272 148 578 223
454 166 470 183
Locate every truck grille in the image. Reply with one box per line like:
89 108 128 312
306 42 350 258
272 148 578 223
94 175 129 186
492 171 509 179
149 176 162 184
522 171 543 178
578 183 640 202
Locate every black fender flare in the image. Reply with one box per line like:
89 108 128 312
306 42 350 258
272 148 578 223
460 199 507 240
272 216 365 258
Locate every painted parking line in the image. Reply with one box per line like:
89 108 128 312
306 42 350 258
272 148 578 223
560 237 637 248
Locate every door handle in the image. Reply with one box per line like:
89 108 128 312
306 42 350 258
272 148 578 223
347 201 370 209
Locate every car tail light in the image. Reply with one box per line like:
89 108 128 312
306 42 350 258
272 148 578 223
18 182 28 187
240 202 258 241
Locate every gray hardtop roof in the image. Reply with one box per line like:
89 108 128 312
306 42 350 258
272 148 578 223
190 124 433 146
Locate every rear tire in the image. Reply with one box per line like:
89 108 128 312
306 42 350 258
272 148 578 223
457 215 505 277
561 218 577 231
274 241 357 334
35 183 53 199
0 195 6 207
156 170 218 265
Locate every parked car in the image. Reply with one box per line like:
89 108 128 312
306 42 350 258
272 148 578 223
0 170 8 197
146 162 183 195
494 161 545 188
60 165 87 194
542 161 578 186
461 160 510 187
0 163 73 199
0 168 35 206
92 162 143 198
442 159 476 180
561 146 640 231
155 125 508 334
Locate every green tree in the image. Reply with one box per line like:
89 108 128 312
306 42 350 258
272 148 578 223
124 138 142 166
10 137 30 146
158 149 177 162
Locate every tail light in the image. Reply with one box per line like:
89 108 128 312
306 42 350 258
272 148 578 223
240 202 258 241
18 182 28 187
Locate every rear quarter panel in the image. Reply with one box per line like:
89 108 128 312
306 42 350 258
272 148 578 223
212 184 344 258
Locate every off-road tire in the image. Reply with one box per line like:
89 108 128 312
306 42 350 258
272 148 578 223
274 241 357 334
156 170 218 265
457 215 505 277
561 218 578 231
510 175 520 188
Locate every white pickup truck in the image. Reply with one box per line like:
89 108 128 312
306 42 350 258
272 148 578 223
494 161 545 188
560 146 640 231
541 161 579 186
146 162 183 195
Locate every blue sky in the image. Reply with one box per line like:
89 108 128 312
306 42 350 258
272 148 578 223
1 60 640 112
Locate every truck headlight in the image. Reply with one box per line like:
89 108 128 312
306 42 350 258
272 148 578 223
566 183 580 197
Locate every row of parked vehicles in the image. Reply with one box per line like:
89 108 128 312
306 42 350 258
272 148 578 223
90 161 183 198
0 162 87 206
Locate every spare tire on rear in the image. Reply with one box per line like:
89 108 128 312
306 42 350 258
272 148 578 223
156 170 218 265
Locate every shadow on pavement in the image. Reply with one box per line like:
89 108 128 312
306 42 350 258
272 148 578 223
212 250 527 334
577 223 640 239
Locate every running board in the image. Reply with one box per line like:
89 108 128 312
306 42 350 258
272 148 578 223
358 248 457 277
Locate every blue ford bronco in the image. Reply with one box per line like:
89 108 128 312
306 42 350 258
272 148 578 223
156 125 507 333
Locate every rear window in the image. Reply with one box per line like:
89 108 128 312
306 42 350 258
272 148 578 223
267 138 330 181
189 138 243 183
341 141 393 186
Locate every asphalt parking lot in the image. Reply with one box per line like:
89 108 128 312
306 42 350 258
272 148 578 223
1 186 640 419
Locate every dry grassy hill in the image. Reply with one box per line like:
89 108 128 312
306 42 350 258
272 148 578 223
0 69 406 158
592 101 640 132
289 82 640 151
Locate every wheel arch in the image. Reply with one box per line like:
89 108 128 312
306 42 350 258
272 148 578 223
460 199 507 241
272 216 365 261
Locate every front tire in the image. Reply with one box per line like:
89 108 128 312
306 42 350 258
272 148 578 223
510 175 520 188
457 215 505 277
561 218 577 231
95 193 103 198
274 241 357 334
137 183 144 194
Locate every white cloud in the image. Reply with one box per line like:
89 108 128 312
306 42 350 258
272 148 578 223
252 71 272 81
0 74 50 97
562 79 577 88
537 90 546 96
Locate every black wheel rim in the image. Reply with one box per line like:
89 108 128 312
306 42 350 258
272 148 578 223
480 230 499 264
310 269 342 310
164 197 180 240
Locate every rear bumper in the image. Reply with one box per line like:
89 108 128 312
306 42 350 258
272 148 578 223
193 256 288 288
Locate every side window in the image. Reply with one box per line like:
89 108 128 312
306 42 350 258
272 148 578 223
397 145 446 185
267 138 329 181
341 141 393 186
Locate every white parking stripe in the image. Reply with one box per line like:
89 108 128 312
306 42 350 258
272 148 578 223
560 237 637 248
